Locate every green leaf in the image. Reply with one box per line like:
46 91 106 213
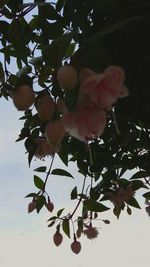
84 200 110 212
42 33 72 67
130 170 149 180
78 193 87 200
28 150 36 167
0 6 13 19
58 141 69 166
25 193 37 198
126 197 141 209
71 186 77 200
36 195 46 213
143 192 150 200
0 20 10 40
19 18 33 45
33 166 47 173
25 138 37 166
56 0 66 12
0 0 8 8
7 0 23 12
47 216 57 222
9 18 29 64
64 42 76 58
16 66 32 77
0 62 5 83
34 175 44 190
132 180 148 190
39 3 60 20
51 168 74 179
62 219 70 238
48 221 56 227
57 208 64 217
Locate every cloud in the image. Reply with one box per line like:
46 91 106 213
0 209 150 267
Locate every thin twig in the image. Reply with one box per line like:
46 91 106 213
112 109 121 135
70 175 87 219
43 154 55 192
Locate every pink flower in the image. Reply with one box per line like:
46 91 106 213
62 102 106 142
83 223 99 239
34 138 56 159
79 66 128 111
61 65 128 142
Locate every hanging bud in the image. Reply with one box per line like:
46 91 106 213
12 85 35 111
71 240 81 254
11 75 35 111
71 235 81 254
127 205 132 215
46 198 54 212
45 120 65 148
102 219 110 224
36 93 56 121
57 65 78 91
28 201 36 213
53 230 63 247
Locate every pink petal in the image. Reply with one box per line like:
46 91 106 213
79 68 96 82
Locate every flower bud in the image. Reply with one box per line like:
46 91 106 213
12 85 35 111
127 206 132 215
102 219 110 224
46 199 54 213
36 94 56 121
53 231 63 246
57 65 78 91
71 240 81 254
28 201 36 213
45 120 65 148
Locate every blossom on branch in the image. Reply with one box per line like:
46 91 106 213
60 65 128 142
79 66 128 111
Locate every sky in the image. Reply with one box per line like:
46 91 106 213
0 2 150 266
0 90 150 267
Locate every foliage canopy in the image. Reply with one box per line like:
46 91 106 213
1 0 150 253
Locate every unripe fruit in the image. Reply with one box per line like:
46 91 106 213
28 201 36 213
45 120 65 148
53 231 63 246
57 65 78 91
37 94 56 121
46 200 54 212
71 240 81 254
11 85 35 111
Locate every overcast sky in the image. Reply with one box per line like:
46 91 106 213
0 91 150 267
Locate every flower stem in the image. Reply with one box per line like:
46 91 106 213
70 175 87 219
43 154 55 192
